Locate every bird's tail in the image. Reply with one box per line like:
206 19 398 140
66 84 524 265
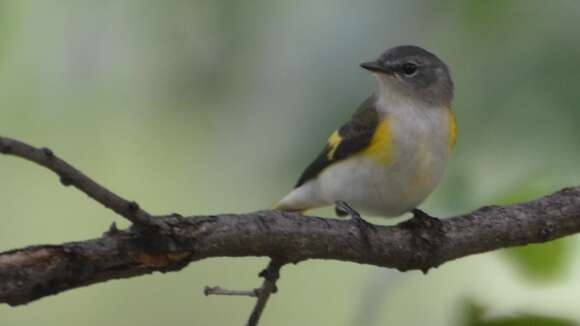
272 200 307 213
273 183 325 213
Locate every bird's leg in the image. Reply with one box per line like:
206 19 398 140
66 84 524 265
334 200 353 218
335 201 377 232
334 200 361 219
406 208 443 229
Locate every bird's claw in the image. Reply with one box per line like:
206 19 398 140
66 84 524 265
335 201 360 219
402 208 443 229
335 201 377 232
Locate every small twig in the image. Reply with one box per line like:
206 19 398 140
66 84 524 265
0 136 160 228
204 286 260 297
247 260 283 326
204 260 284 325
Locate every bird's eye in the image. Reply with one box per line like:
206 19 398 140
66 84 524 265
401 62 418 76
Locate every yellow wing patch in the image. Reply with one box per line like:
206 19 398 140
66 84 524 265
447 110 457 151
360 118 393 165
326 130 342 160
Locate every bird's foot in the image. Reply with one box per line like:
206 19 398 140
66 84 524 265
400 209 446 274
335 200 358 218
335 201 377 233
402 209 443 230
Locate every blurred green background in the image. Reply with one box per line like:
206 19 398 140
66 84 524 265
1 1 580 325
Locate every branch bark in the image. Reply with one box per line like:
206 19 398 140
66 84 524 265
0 136 160 228
204 260 283 326
1 186 580 306
1 135 580 319
247 260 282 326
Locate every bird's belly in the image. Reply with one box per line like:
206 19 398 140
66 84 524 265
317 139 448 218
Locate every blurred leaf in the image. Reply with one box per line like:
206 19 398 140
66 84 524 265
495 178 560 206
495 177 571 282
504 239 568 282
464 300 577 326
451 0 516 37
0 0 19 63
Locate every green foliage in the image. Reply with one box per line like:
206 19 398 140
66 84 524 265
0 1 17 62
504 239 569 282
464 301 577 326
496 178 572 282
454 0 515 36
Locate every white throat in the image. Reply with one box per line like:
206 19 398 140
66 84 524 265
374 75 423 116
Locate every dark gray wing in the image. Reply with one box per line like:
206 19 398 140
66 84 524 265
294 95 380 188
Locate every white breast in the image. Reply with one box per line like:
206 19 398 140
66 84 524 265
317 100 451 217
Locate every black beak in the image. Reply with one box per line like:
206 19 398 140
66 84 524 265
360 60 389 73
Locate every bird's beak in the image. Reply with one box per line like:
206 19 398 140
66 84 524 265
360 60 390 74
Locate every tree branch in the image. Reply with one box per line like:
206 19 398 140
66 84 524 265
247 260 282 326
2 136 580 325
204 286 260 297
203 260 283 326
0 136 160 228
1 186 579 306
203 259 284 326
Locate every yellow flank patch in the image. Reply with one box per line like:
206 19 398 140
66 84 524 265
447 109 457 151
326 130 342 160
360 118 393 165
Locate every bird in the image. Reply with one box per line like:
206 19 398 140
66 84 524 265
274 45 456 225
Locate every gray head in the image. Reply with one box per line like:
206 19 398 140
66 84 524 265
361 45 454 107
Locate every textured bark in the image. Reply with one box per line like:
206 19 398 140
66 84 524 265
2 135 580 311
1 186 580 306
